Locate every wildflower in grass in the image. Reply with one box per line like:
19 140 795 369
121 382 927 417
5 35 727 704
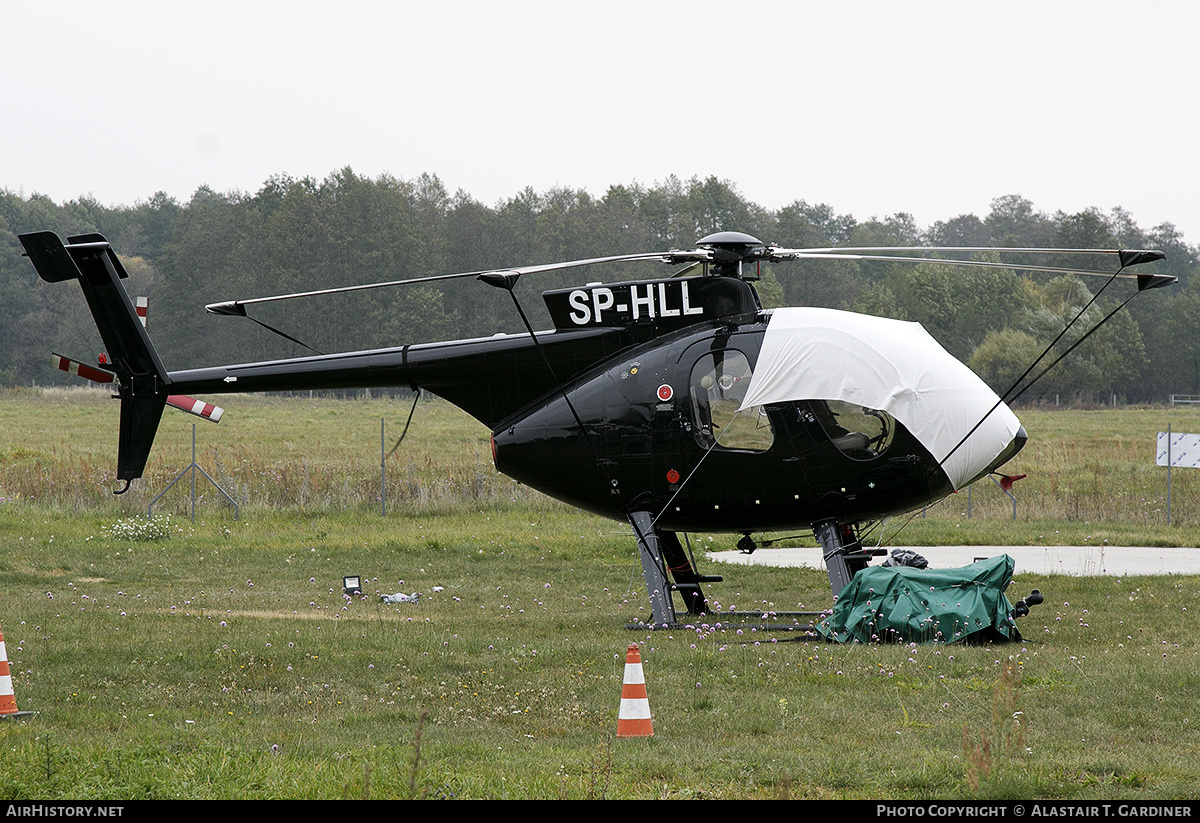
101 514 177 542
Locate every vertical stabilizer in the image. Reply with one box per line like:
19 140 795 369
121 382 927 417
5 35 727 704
20 231 171 487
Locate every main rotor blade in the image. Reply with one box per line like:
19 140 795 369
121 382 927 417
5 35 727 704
204 240 1173 318
770 245 1155 257
765 247 1170 285
205 250 710 316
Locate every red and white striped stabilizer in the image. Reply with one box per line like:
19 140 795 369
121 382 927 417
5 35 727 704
167 395 225 423
50 353 115 384
136 296 148 328
0 621 31 718
616 643 654 738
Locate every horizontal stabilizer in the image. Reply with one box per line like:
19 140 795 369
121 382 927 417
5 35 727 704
50 353 115 384
167 395 224 423
20 231 87 282
20 231 131 282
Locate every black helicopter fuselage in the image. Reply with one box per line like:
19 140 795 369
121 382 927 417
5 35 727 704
165 274 954 533
488 314 955 532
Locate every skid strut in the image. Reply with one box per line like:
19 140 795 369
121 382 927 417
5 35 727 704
813 519 884 596
629 511 721 625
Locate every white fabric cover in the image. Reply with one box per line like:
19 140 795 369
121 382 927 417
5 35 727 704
739 307 1022 490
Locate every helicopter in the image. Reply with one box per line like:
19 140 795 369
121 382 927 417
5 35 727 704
18 229 1173 627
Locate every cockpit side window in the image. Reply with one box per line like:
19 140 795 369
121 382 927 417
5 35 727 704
811 399 895 460
690 350 774 452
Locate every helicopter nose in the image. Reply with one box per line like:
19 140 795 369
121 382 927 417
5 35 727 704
987 424 1027 474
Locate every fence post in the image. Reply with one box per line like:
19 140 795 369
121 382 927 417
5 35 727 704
988 474 1018 521
148 424 239 521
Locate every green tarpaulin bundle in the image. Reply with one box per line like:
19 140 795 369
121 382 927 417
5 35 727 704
817 554 1022 644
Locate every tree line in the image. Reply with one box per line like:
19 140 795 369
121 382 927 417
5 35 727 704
2 170 1197 404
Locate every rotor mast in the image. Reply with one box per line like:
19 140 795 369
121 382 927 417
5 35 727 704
695 231 768 279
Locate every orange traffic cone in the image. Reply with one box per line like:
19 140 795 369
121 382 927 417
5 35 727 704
0 622 18 716
0 622 30 718
616 643 653 738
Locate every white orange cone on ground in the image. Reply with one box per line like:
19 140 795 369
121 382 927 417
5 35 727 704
617 643 653 737
0 621 25 717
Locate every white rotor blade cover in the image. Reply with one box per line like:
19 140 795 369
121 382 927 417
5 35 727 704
739 308 1021 490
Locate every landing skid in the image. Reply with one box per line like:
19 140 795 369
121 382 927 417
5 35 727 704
628 515 884 629
628 610 825 639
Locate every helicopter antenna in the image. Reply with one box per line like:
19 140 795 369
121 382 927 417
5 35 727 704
384 390 421 460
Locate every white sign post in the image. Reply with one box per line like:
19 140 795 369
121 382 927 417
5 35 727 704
1156 426 1200 524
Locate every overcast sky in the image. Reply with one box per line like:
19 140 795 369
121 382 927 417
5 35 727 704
6 0 1198 245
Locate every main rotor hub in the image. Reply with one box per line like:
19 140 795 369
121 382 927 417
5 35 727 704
696 231 766 277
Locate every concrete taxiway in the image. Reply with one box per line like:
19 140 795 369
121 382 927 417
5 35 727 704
708 545 1200 577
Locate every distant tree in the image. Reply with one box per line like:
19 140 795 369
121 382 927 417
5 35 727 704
887 262 1026 361
984 195 1053 248
1140 280 1200 398
968 328 1046 396
754 270 785 309
926 214 990 247
1109 206 1149 250
1004 276 1146 400
849 213 922 247
1146 221 1199 288
852 281 905 320
773 200 857 247
370 284 458 347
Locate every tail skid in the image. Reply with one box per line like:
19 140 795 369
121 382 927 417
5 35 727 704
20 231 171 488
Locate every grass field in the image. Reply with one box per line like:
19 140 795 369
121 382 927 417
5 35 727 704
2 388 1200 799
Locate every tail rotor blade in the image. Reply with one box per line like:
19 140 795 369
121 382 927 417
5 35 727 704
167 395 225 423
50 353 115 384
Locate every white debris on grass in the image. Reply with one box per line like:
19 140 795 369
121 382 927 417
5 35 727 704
380 583 446 604
381 591 420 604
